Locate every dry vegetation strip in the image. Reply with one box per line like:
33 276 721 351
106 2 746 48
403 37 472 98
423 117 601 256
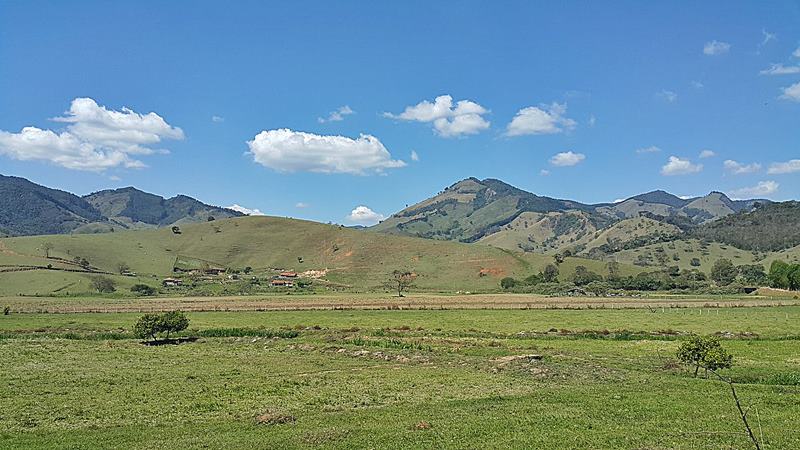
3 293 799 313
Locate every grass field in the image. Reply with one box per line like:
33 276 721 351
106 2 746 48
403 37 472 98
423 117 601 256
0 216 640 296
2 304 799 449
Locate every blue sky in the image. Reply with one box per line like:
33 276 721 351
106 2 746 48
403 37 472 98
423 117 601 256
1 1 798 224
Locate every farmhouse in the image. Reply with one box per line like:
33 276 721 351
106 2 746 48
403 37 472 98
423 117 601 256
279 271 298 278
271 279 294 287
162 277 183 287
204 267 226 276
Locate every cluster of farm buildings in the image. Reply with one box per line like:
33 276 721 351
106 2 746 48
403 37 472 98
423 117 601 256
161 267 300 288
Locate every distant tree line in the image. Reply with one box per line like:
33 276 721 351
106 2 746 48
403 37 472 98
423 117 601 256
691 201 800 252
768 260 800 290
500 258 783 294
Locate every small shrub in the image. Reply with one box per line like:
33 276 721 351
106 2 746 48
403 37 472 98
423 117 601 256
91 276 117 293
500 277 517 289
676 335 733 377
130 284 157 296
3 306 10 316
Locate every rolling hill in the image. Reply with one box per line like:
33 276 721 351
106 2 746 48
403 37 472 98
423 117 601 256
84 187 242 231
0 174 242 236
0 216 635 296
0 174 106 236
691 201 800 251
373 177 768 256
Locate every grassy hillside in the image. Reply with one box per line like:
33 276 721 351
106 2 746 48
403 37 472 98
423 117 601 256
0 216 633 296
0 174 106 236
692 201 800 251
610 237 800 275
477 211 599 254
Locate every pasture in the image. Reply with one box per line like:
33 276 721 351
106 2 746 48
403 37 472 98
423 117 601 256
2 302 799 449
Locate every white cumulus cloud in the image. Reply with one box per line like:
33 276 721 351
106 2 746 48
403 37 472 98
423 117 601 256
295 202 309 209
703 40 731 55
779 82 800 102
211 115 225 123
410 150 419 161
347 205 385 225
549 151 585 167
246 129 406 175
724 160 762 175
699 149 716 159
661 156 703 176
227 204 265 216
318 105 355 123
794 47 800 58
759 64 800 75
730 181 779 198
767 159 800 174
505 103 576 136
0 97 183 171
384 95 490 137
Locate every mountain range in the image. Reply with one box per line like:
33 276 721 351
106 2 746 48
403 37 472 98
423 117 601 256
2 173 795 260
372 177 774 256
0 174 242 237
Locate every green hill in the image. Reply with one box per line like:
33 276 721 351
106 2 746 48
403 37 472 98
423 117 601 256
84 187 242 230
691 201 800 251
0 174 243 236
373 178 766 256
0 216 634 296
0 174 106 236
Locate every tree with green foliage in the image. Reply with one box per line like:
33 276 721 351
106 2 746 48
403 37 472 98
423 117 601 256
117 262 131 275
159 311 189 339
133 311 190 341
710 259 737 286
572 265 602 286
91 276 116 293
542 264 559 283
524 273 543 285
737 264 767 285
676 335 733 378
768 260 800 290
130 284 157 296
500 277 517 289
133 313 162 340
690 258 701 267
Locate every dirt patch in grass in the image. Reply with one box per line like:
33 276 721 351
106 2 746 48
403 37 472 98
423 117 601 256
412 420 432 430
255 410 296 425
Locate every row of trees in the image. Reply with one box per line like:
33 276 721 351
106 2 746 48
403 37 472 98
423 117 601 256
768 260 800 290
500 258 799 293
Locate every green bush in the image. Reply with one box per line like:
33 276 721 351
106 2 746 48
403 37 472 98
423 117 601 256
710 259 737 286
130 284 157 296
676 335 733 377
91 276 117 293
132 311 190 341
500 277 517 289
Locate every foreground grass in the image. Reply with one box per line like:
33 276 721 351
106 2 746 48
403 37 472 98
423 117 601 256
1 308 799 449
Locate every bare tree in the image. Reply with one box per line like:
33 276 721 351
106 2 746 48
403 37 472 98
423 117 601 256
42 242 54 258
707 368 762 450
386 270 415 297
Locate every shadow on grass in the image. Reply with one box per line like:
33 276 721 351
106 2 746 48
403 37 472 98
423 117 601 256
141 337 198 346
